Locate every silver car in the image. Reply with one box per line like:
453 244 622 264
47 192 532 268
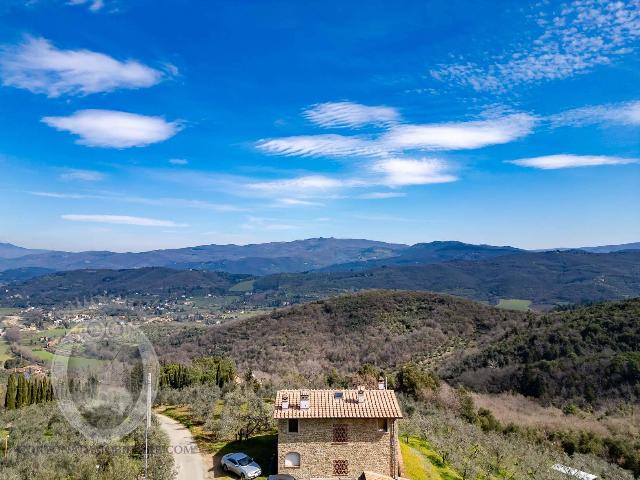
221 452 262 479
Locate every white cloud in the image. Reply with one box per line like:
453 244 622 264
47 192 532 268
257 134 383 158
241 216 298 231
431 0 640 91
258 114 534 157
29 190 243 212
508 154 638 170
303 101 400 128
59 168 106 181
169 158 189 165
42 110 181 148
550 100 640 127
67 0 105 12
248 175 353 194
62 214 188 227
380 114 535 151
275 198 324 207
358 192 407 199
0 36 163 97
29 191 94 199
372 158 458 186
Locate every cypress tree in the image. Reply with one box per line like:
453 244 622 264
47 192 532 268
5 374 17 410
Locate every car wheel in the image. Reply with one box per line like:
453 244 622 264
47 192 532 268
222 464 228 472
240 474 246 480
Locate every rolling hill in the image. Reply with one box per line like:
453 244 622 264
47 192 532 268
0 238 405 275
0 267 248 306
253 250 640 309
444 298 640 404
150 290 640 405
320 241 523 271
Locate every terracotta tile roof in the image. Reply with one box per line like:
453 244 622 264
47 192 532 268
273 389 403 419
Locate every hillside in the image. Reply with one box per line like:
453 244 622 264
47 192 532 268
254 250 640 309
0 238 405 275
1 267 248 306
152 290 531 376
446 299 640 405
150 290 640 405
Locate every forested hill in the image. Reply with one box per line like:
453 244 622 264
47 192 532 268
0 267 248 306
152 290 531 376
445 298 640 405
253 250 640 309
150 290 640 405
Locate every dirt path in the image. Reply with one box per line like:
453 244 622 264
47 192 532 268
157 413 207 480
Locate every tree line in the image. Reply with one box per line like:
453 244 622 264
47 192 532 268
159 356 237 390
4 373 54 410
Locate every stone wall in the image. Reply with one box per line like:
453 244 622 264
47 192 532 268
277 418 397 480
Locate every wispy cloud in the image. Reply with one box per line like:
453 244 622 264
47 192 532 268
42 109 181 148
0 36 164 97
241 216 298 231
29 191 94 199
29 190 243 212
258 113 535 158
358 191 407 199
380 114 535 151
303 101 400 128
257 134 383 158
372 158 457 186
274 198 324 207
169 158 189 165
59 168 106 181
431 0 640 91
62 214 188 227
248 175 353 194
67 0 106 12
549 100 640 127
508 154 638 170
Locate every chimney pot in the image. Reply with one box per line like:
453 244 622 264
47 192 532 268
281 393 289 410
300 390 310 410
378 377 385 390
357 386 366 404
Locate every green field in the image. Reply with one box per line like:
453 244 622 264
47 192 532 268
401 437 461 480
496 298 531 311
229 279 255 292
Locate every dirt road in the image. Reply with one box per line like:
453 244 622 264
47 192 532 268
156 413 207 480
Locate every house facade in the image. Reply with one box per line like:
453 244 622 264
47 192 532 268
274 386 403 480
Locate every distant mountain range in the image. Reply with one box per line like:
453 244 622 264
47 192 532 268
0 238 405 275
2 250 639 309
1 238 639 276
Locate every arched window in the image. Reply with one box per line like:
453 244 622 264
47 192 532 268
285 452 301 468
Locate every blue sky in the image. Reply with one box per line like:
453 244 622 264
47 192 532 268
0 0 638 252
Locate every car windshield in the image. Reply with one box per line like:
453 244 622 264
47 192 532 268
238 456 253 466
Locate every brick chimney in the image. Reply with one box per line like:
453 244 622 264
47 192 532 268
300 390 310 410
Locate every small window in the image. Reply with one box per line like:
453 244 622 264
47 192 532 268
332 424 348 443
288 419 299 433
377 418 388 432
334 391 343 400
333 460 349 476
285 452 301 468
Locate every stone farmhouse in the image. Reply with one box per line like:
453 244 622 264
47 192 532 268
273 382 404 480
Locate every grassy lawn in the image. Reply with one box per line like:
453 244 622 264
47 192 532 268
496 298 532 311
229 280 255 292
157 404 275 479
401 437 461 480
